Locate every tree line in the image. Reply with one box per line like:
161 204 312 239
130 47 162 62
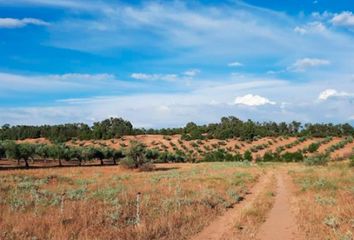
1 116 353 142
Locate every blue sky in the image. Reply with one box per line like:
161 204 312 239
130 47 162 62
0 0 353 127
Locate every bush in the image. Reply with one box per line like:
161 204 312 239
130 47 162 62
349 154 354 167
243 150 253 162
263 151 275 162
304 153 329 166
281 151 304 162
202 149 243 162
307 143 320 153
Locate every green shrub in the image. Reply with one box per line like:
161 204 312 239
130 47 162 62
243 150 253 162
281 151 304 162
349 154 354 167
202 149 243 162
307 143 320 153
304 153 329 166
263 151 275 162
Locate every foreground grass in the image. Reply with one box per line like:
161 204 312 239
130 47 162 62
289 162 354 240
0 162 262 240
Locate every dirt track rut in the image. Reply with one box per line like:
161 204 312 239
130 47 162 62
190 172 272 240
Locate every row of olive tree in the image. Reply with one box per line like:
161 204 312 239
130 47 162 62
0 141 125 168
0 141 188 169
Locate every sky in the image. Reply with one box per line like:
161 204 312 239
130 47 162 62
0 0 353 128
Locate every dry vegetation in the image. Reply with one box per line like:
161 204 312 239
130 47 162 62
289 162 354 240
1 134 354 240
0 162 263 240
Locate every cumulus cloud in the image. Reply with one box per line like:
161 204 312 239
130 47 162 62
0 17 49 28
228 61 243 67
130 73 178 82
318 89 352 100
331 11 354 27
234 94 276 106
289 58 330 72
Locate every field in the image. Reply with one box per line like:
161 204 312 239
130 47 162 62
9 135 354 168
0 160 353 240
1 134 354 240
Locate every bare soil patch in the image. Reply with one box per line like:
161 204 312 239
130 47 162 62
256 172 304 240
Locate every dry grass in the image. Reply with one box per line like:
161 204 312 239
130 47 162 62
289 162 354 240
0 162 262 240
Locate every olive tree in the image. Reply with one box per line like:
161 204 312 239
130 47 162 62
3 141 20 164
17 143 35 168
35 144 51 163
120 141 153 169
0 141 5 159
92 147 106 165
48 144 67 166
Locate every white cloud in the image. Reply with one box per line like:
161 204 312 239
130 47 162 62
130 73 178 82
289 58 330 72
331 11 354 27
0 17 49 28
228 61 243 67
183 69 200 77
318 89 351 100
234 94 276 106
294 21 326 34
1 74 353 126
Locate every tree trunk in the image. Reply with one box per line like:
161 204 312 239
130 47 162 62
58 158 62 167
113 158 117 165
17 159 20 165
24 159 29 168
100 158 104 165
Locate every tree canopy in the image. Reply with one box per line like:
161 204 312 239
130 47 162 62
1 116 353 142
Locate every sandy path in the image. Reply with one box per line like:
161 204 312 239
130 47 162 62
190 172 272 240
256 173 303 240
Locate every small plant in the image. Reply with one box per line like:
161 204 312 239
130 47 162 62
304 153 329 166
307 143 320 153
349 154 354 167
323 215 339 229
